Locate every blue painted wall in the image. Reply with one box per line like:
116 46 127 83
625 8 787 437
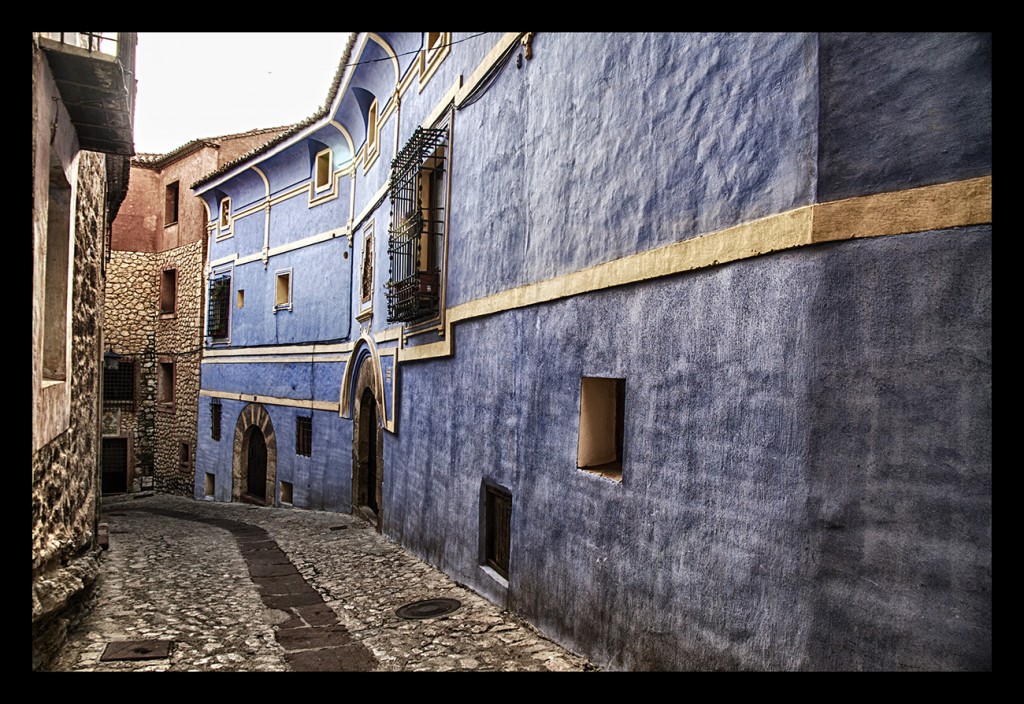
194 32 990 670
387 226 991 671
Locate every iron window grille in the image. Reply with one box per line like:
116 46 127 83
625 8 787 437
386 127 447 323
296 415 312 457
103 358 137 411
211 399 222 441
207 274 231 339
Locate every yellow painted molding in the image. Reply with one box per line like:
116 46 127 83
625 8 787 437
203 342 355 358
811 175 992 243
455 33 522 108
199 388 339 412
401 176 991 365
423 77 462 129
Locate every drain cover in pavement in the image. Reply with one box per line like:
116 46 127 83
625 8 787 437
100 640 174 661
395 598 462 620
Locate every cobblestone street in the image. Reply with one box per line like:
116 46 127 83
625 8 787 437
46 493 598 673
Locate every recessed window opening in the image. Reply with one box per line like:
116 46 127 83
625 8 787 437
367 100 378 153
483 483 512 580
219 197 231 230
205 472 215 498
157 361 174 406
165 181 179 225
275 270 292 310
296 415 312 457
280 480 293 505
236 289 244 308
43 155 71 382
577 376 626 480
211 398 222 441
160 268 177 315
315 148 332 191
179 442 190 468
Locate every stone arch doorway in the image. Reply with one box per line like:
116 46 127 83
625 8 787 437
352 358 384 531
232 402 277 506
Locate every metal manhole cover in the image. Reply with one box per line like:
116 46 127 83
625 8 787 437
395 598 462 620
100 640 174 661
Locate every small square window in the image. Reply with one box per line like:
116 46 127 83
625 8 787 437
577 376 626 480
211 398 222 441
275 270 292 310
296 415 312 457
315 148 332 191
165 181 179 225
158 361 175 407
160 268 177 316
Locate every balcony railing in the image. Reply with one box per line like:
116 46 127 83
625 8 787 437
37 32 136 156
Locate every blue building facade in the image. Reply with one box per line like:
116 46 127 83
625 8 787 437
193 33 991 671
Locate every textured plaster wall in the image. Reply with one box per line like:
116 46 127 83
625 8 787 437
446 32 818 308
817 32 992 201
387 227 991 671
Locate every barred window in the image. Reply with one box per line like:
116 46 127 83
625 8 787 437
103 358 137 411
386 126 448 323
296 415 312 457
207 274 231 339
211 398 222 441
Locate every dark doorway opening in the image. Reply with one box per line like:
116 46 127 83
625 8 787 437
246 426 267 501
101 437 128 494
354 386 382 530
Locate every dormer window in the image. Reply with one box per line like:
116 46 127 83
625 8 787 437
367 100 378 153
219 197 231 231
315 148 333 192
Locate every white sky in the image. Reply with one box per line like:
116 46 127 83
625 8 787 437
132 32 351 155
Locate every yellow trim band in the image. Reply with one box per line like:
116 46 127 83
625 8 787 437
398 176 992 364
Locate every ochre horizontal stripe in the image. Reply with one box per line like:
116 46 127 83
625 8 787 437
199 389 339 412
403 176 991 364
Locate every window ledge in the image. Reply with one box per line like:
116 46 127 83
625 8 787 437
158 312 176 320
164 221 178 228
579 462 623 482
480 565 509 589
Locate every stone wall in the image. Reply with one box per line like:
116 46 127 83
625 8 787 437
104 250 158 487
104 238 204 495
31 150 108 670
154 240 204 496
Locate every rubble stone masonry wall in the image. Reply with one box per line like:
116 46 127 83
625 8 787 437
31 151 108 669
104 239 203 495
154 240 204 496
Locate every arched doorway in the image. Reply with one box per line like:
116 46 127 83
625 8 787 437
353 364 383 530
245 426 267 501
232 402 277 506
